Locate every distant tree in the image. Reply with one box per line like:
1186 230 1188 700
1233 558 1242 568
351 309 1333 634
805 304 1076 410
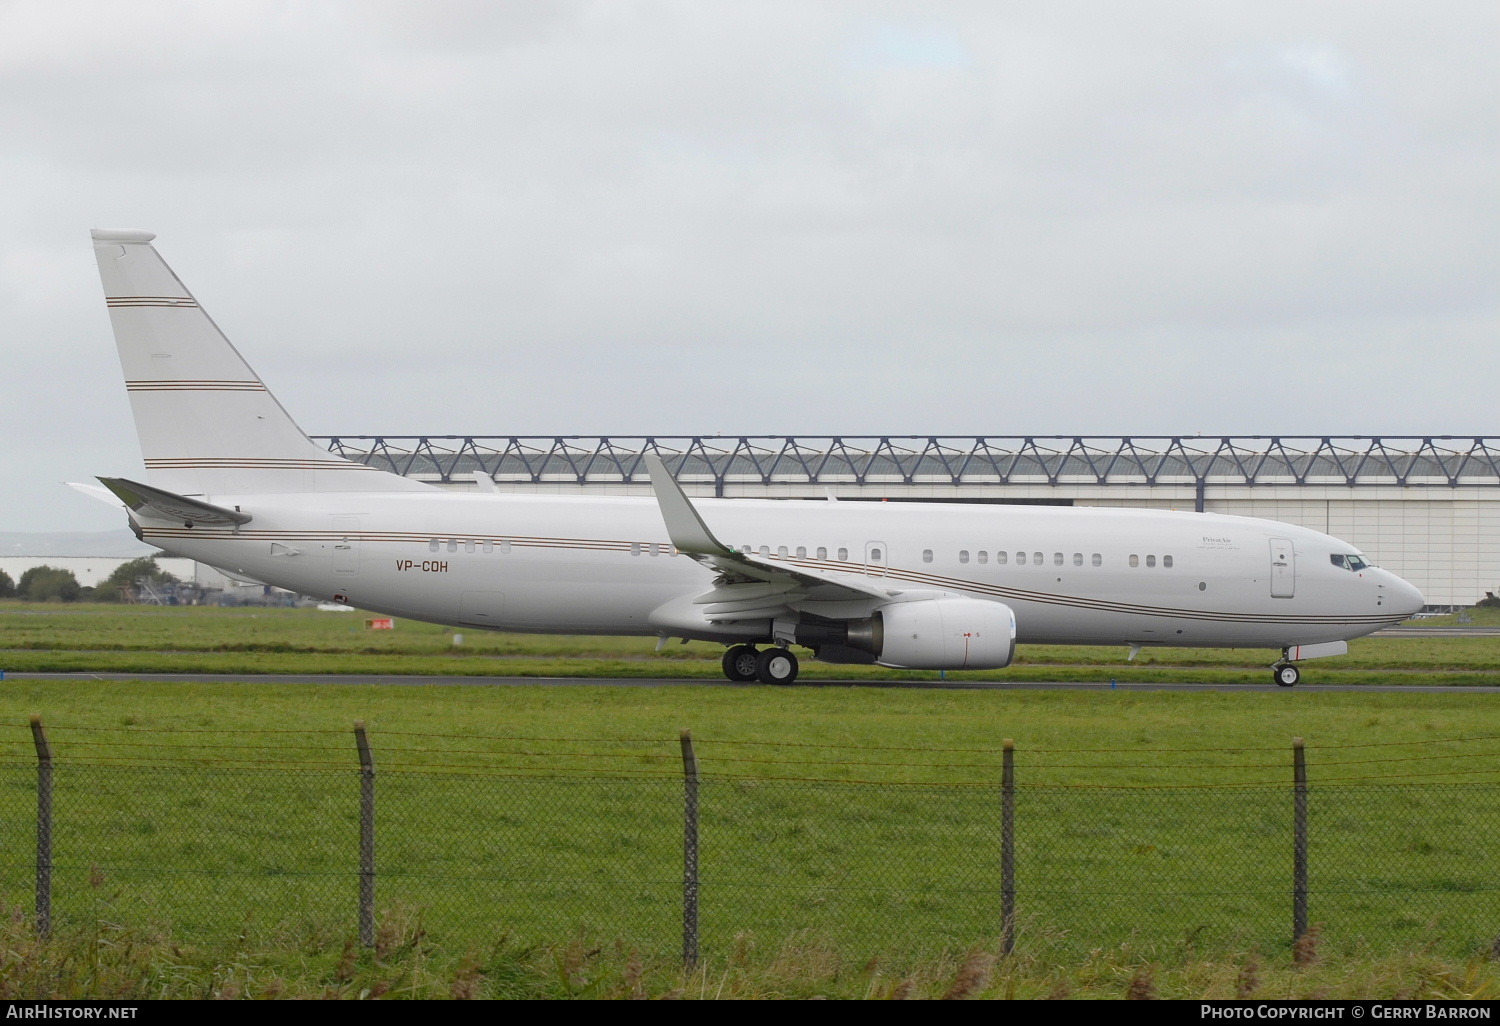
96 557 180 603
1479 591 1500 609
0 569 14 599
18 566 81 603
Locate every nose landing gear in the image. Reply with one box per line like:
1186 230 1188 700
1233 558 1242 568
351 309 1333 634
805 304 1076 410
720 645 800 685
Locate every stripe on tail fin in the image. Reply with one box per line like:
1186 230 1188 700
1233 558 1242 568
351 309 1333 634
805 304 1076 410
90 229 429 496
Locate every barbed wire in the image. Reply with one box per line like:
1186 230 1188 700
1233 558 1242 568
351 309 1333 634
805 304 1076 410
18 724 1500 770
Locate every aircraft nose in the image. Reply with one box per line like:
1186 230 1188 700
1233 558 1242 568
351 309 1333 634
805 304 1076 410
1386 572 1425 617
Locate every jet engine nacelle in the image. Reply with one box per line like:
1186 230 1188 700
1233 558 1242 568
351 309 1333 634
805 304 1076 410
873 597 1017 670
806 597 1017 669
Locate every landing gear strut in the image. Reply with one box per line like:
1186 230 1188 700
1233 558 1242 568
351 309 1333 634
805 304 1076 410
720 645 800 685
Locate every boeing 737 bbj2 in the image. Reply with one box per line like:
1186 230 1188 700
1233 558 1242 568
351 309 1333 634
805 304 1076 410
76 229 1425 686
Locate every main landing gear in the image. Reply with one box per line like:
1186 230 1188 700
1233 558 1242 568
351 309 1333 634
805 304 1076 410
1272 662 1301 687
722 644 800 685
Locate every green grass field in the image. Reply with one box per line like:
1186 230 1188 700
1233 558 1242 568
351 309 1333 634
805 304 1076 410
2 601 1498 683
1 603 1498 995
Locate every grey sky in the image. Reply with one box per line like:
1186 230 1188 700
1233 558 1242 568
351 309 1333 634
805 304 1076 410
2 1 1496 533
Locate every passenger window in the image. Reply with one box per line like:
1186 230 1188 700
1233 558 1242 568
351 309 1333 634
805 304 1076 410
923 549 933 563
1033 552 1043 566
1016 552 1027 566
1092 553 1102 566
1146 555 1156 567
1073 552 1082 566
959 550 969 564
817 547 827 560
1053 552 1063 566
483 539 493 554
996 551 1008 565
1129 554 1139 567
870 548 882 561
501 540 512 554
649 543 659 557
465 540 475 554
838 547 848 561
631 543 641 556
428 539 439 552
978 551 988 564
760 545 770 557
796 546 806 558
778 546 788 558
447 540 457 553
1163 555 1173 568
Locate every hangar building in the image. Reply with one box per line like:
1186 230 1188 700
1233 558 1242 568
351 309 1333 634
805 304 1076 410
320 435 1500 611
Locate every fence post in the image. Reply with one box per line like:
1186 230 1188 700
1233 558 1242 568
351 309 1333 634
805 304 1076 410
30 715 51 939
355 720 375 949
680 729 699 969
1292 737 1308 946
1002 738 1016 956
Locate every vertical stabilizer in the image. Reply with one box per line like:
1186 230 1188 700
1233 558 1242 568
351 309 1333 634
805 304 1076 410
90 229 427 496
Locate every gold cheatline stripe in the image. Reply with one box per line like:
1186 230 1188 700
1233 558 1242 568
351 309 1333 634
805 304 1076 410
127 384 267 391
133 530 1403 627
107 299 199 307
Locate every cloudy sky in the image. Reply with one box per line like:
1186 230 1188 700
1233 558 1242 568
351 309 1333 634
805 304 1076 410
2 1 1496 533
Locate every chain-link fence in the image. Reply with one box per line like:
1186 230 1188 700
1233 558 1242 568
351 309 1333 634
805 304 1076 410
2 722 1498 963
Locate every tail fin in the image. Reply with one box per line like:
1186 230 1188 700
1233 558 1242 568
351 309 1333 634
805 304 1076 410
90 229 428 496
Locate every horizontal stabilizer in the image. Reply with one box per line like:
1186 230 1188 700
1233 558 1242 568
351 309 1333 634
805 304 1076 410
66 481 126 509
97 476 252 527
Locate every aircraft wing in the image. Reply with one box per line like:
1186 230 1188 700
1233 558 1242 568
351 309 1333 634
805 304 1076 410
642 454 896 620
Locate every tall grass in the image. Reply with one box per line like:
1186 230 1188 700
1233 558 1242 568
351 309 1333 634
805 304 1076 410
2 909 1497 999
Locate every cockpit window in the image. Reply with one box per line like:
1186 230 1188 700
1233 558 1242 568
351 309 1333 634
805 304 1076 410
1331 553 1369 572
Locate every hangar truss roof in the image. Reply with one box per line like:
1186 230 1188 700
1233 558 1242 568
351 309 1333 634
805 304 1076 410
317 436 1500 490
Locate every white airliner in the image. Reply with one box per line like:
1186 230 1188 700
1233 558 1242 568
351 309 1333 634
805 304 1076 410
77 229 1424 687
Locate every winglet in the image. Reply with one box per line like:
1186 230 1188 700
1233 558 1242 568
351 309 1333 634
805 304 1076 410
642 454 732 556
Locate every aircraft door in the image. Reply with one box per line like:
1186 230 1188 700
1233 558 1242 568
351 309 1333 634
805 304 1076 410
332 517 360 575
864 541 888 577
1269 537 1295 598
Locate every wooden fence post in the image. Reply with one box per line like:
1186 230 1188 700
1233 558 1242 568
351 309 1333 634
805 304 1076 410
355 721 375 949
680 729 699 969
1002 738 1016 956
30 715 51 939
1293 737 1308 946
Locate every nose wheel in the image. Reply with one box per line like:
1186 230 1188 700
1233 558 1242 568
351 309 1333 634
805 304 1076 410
1273 664 1300 687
